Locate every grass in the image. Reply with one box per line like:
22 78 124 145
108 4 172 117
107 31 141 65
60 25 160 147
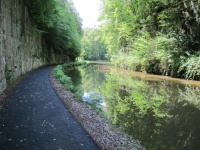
53 63 84 101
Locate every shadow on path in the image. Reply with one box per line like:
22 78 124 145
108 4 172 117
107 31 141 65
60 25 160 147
0 66 100 150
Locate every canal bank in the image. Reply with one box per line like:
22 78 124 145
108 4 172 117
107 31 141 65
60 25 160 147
50 69 145 150
54 63 200 150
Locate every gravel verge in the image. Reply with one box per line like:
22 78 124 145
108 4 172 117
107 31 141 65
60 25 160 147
50 71 146 150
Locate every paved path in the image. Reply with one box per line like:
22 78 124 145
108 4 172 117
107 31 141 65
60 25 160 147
0 66 100 150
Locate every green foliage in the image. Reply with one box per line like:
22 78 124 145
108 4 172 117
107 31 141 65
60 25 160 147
100 0 200 79
53 65 73 90
100 73 169 122
25 0 82 60
99 70 200 149
179 86 200 109
178 55 200 80
81 28 107 60
62 61 87 70
53 63 84 101
110 33 179 75
83 92 104 113
71 85 83 101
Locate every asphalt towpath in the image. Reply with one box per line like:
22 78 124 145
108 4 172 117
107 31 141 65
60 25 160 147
0 66 100 150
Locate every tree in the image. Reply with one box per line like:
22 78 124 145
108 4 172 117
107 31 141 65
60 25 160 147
100 0 200 78
25 0 83 60
81 28 107 60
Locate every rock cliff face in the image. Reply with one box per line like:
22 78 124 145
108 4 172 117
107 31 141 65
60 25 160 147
0 0 64 94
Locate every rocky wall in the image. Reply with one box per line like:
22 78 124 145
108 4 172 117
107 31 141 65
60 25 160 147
0 0 63 94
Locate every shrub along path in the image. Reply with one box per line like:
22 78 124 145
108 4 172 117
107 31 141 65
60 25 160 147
0 66 100 150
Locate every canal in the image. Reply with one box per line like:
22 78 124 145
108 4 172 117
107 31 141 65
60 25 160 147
64 63 200 150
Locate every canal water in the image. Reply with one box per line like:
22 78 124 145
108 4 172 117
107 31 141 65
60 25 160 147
64 63 200 150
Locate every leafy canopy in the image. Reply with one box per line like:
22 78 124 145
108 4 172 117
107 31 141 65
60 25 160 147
100 0 200 79
25 0 83 60
81 28 107 60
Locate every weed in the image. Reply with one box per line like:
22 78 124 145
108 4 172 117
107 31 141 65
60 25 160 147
53 62 85 101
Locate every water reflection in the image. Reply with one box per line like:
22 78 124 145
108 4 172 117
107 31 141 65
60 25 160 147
65 64 200 150
64 65 106 110
83 92 106 111
100 73 200 150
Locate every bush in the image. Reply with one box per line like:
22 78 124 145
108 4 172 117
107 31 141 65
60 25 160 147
178 55 200 80
53 62 85 101
110 33 178 75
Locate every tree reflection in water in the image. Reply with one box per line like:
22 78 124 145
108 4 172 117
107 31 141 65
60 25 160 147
65 64 200 150
100 73 200 150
